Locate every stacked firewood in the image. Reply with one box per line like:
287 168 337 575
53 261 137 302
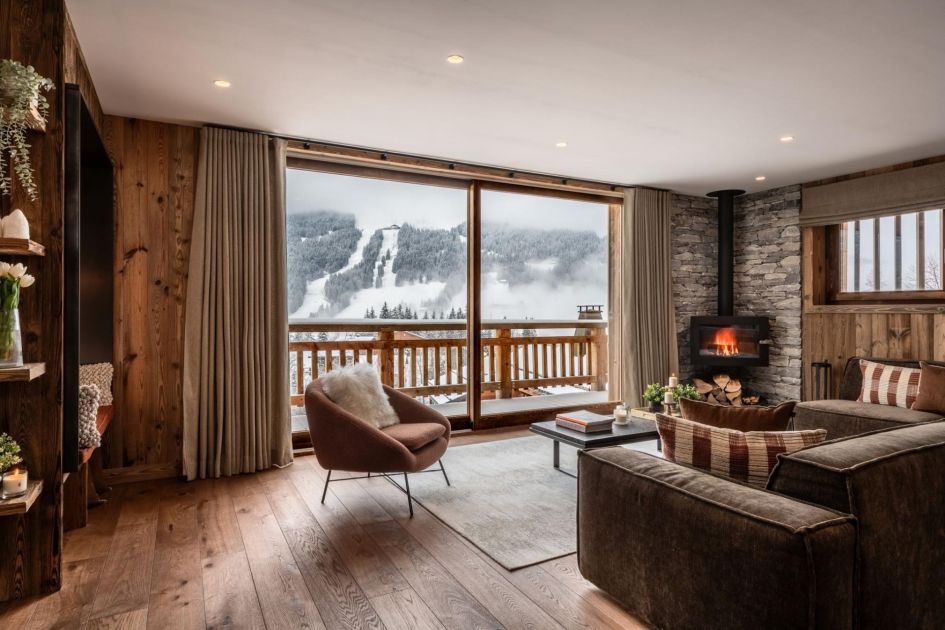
692 374 759 406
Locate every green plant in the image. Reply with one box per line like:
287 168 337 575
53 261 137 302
0 433 22 473
643 382 665 404
672 383 700 401
0 59 54 200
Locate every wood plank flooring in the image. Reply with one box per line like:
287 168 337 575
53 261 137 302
0 428 648 629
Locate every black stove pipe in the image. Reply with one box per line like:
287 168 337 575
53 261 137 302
707 189 745 317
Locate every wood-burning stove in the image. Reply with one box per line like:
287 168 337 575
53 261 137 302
690 316 770 367
688 189 771 368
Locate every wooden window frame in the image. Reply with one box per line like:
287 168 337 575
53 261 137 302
285 154 622 427
826 209 945 304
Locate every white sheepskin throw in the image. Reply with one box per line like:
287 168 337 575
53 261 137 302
78 384 102 449
319 362 400 429
80 362 114 406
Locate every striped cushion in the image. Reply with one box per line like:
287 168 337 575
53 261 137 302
655 414 827 487
857 359 921 409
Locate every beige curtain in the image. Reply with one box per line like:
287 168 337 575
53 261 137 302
183 127 292 480
619 188 679 407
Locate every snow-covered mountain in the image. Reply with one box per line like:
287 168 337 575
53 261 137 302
287 211 608 321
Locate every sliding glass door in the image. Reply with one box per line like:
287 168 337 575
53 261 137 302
285 159 617 431
285 165 469 432
478 188 610 410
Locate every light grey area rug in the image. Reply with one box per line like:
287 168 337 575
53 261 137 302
400 434 660 570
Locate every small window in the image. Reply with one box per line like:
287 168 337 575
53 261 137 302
833 208 944 300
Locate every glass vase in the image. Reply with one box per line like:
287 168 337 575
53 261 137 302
0 307 23 368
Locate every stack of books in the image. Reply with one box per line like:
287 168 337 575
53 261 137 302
555 409 615 433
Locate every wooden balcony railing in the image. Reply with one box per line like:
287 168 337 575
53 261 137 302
288 319 607 406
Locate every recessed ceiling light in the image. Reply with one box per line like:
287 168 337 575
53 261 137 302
755 175 767 181
555 141 568 148
779 135 795 143
213 79 231 88
446 54 464 64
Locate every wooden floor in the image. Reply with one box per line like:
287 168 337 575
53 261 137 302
0 428 647 629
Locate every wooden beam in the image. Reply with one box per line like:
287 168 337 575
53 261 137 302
917 211 926 290
287 141 626 199
895 215 903 290
873 218 881 290
467 182 482 425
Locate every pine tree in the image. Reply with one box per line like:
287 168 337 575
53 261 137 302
380 302 390 319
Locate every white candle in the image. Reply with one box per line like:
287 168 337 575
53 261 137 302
663 390 674 404
2 467 27 497
668 374 679 388
614 404 627 418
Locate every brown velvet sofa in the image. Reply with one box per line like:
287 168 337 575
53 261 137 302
577 420 945 630
793 357 945 439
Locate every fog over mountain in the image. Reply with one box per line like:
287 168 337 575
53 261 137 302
286 169 609 321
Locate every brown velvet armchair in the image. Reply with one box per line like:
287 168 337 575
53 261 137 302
304 380 451 516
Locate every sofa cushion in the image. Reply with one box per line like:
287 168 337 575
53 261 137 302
679 397 796 432
767 421 945 629
794 399 942 439
856 359 921 408
382 422 446 451
838 356 945 401
913 361 945 414
319 363 400 429
655 414 826 487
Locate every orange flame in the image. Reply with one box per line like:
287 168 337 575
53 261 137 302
711 328 740 357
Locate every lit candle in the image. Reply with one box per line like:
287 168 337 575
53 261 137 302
614 404 627 418
2 466 27 498
668 373 679 388
663 390 674 405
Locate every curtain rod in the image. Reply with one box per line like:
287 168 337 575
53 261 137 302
204 122 664 194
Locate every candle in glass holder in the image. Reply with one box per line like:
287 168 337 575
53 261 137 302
2 466 27 498
663 390 674 405
668 373 679 388
614 404 628 425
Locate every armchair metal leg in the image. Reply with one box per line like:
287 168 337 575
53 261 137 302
439 459 451 486
321 470 332 503
404 473 414 517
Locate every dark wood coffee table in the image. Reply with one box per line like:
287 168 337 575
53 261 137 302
529 419 660 478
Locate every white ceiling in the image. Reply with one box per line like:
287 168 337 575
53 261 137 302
68 0 945 195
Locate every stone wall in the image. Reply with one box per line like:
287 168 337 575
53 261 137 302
733 185 802 403
669 187 802 404
671 194 718 380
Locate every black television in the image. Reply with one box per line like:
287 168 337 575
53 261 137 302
64 84 114 473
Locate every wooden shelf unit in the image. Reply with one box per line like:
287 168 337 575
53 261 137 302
0 237 45 256
0 480 43 517
0 363 45 382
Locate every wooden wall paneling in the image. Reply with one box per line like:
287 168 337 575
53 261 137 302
854 314 873 358
869 314 889 358
934 314 945 358
0 0 80 601
103 117 197 474
911 314 933 360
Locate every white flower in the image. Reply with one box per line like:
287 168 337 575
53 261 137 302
0 262 10 278
19 274 34 288
8 263 26 279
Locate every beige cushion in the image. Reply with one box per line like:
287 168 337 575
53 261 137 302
80 362 114 406
656 414 827 487
319 363 399 429
382 422 446 451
